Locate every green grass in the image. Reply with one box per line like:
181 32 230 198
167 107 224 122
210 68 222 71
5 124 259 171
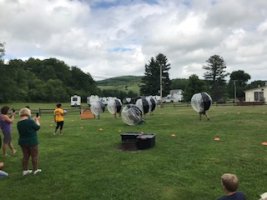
1 103 267 199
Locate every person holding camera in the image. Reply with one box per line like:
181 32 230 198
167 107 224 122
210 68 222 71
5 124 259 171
17 108 41 176
0 106 17 157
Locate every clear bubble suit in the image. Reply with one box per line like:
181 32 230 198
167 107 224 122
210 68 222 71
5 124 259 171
146 96 157 113
121 104 143 125
90 100 105 116
135 97 150 115
107 98 122 115
191 92 212 113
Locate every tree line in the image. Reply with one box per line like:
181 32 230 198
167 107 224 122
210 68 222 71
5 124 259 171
1 42 266 103
0 42 139 103
140 53 266 103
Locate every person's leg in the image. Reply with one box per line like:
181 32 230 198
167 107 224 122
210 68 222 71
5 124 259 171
21 145 32 175
0 161 4 169
8 132 16 154
30 145 39 171
8 142 16 155
59 121 64 134
2 132 9 156
30 145 41 175
2 143 7 156
21 145 31 170
55 122 60 134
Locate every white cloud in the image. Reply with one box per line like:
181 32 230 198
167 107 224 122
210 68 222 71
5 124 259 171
1 0 267 81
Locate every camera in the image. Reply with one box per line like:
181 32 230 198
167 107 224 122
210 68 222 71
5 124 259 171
36 113 39 117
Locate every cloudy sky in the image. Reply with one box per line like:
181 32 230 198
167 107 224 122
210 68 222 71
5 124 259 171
1 0 267 81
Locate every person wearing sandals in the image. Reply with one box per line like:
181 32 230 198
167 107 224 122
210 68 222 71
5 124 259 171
0 106 17 157
17 108 42 176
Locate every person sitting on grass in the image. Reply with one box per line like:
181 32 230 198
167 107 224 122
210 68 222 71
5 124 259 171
217 173 246 200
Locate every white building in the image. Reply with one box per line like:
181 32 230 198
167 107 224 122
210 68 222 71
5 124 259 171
245 86 267 102
170 89 183 102
70 95 81 107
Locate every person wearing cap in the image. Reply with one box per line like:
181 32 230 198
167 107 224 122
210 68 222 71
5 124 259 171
17 108 41 176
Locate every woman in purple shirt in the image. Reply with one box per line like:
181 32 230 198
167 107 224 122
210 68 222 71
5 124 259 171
0 106 16 157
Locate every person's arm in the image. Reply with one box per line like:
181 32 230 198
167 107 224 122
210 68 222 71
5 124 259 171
61 109 64 116
34 116 40 126
32 117 41 130
54 110 57 122
3 113 15 123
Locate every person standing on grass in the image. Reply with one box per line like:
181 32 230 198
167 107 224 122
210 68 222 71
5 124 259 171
0 106 17 157
54 103 64 135
17 108 41 176
217 173 246 200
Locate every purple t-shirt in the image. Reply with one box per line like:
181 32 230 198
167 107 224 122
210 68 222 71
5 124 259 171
0 115 11 133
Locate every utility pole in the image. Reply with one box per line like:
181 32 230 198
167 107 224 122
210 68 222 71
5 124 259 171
233 80 237 104
160 64 163 108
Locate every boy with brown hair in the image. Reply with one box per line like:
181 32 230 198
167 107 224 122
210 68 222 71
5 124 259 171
217 173 246 200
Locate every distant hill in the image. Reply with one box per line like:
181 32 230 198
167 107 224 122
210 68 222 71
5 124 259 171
96 75 143 94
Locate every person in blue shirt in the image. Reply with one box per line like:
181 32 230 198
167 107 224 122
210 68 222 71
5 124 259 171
217 173 246 200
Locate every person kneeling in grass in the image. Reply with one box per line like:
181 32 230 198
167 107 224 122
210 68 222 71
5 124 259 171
217 173 246 200
17 108 42 176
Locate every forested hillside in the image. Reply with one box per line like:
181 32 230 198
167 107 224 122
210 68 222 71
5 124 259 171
0 58 97 102
97 76 142 95
97 75 142 86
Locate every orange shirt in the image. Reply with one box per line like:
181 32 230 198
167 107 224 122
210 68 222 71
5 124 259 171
54 108 64 122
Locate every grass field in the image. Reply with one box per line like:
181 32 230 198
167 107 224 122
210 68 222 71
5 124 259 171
1 103 267 200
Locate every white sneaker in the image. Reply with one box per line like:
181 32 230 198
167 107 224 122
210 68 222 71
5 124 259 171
22 170 32 176
33 169 42 175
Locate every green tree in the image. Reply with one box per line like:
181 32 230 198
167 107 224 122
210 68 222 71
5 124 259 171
246 80 267 90
0 55 98 102
43 79 68 102
203 55 229 102
0 65 17 102
140 53 171 96
70 67 97 100
0 42 5 61
183 74 207 102
171 78 188 91
228 70 251 101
